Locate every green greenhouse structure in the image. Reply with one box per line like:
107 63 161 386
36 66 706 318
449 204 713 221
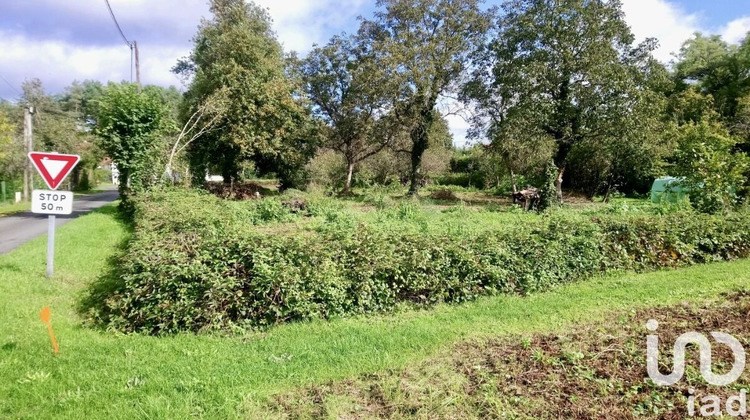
650 177 689 203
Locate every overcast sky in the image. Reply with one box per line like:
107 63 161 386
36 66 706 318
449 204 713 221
1 0 749 144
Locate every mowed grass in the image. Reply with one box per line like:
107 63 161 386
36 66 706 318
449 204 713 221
0 201 31 216
1 206 750 419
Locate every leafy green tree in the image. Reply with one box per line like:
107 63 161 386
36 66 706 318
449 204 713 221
299 35 395 194
674 34 733 81
59 80 105 125
673 120 749 213
463 100 556 193
735 92 750 153
359 0 491 195
358 111 454 186
21 79 103 191
144 85 183 122
426 111 454 150
0 104 23 183
0 109 16 177
95 83 170 210
670 35 750 205
675 34 750 121
467 0 665 201
175 0 315 188
567 61 672 200
666 86 721 126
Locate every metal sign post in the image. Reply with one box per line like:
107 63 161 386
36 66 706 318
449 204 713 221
31 190 75 276
27 153 80 278
47 215 56 277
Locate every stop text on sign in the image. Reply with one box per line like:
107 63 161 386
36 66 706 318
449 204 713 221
31 190 74 215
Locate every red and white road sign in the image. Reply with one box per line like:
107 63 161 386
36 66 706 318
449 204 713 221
28 152 81 190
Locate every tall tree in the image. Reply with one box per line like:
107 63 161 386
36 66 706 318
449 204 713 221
735 92 750 153
672 33 750 193
673 120 748 213
359 0 491 195
0 109 15 167
666 86 721 126
0 102 24 182
175 0 314 187
58 80 104 124
21 79 103 190
674 34 732 81
95 83 170 211
299 35 396 194
467 0 665 201
674 33 749 122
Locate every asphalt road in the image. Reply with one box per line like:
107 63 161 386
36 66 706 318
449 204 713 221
0 188 120 255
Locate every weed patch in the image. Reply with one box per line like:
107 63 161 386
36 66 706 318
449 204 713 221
261 290 750 419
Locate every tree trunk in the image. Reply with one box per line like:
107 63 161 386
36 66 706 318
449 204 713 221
407 108 434 196
407 143 426 196
343 162 355 195
555 166 565 204
221 162 233 185
509 168 518 194
119 168 130 196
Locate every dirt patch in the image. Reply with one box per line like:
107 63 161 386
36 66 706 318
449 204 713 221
562 192 595 205
261 290 750 419
456 192 512 206
429 189 459 201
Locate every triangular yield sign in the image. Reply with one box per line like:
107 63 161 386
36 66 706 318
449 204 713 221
28 152 81 190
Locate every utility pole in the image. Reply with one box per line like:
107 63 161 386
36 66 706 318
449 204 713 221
23 106 34 201
134 40 141 92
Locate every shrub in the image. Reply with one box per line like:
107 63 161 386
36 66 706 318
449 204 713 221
83 190 750 334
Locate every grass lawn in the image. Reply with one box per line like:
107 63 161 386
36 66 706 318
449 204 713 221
1 205 749 418
0 200 31 216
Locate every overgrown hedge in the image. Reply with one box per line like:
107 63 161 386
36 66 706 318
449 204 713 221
83 190 750 334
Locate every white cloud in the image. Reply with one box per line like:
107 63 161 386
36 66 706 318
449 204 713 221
0 29 187 96
4 0 739 147
260 0 368 51
0 0 367 99
103 0 367 52
620 0 701 63
0 30 124 89
720 16 750 45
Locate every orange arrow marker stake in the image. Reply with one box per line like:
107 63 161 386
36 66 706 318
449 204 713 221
39 307 59 355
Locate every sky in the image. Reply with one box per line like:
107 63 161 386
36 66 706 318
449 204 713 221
1 0 749 145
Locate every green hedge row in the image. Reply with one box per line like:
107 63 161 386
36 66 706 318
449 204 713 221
84 190 750 334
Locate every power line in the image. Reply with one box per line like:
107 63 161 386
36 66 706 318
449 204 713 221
104 0 139 85
104 0 133 48
0 73 21 97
